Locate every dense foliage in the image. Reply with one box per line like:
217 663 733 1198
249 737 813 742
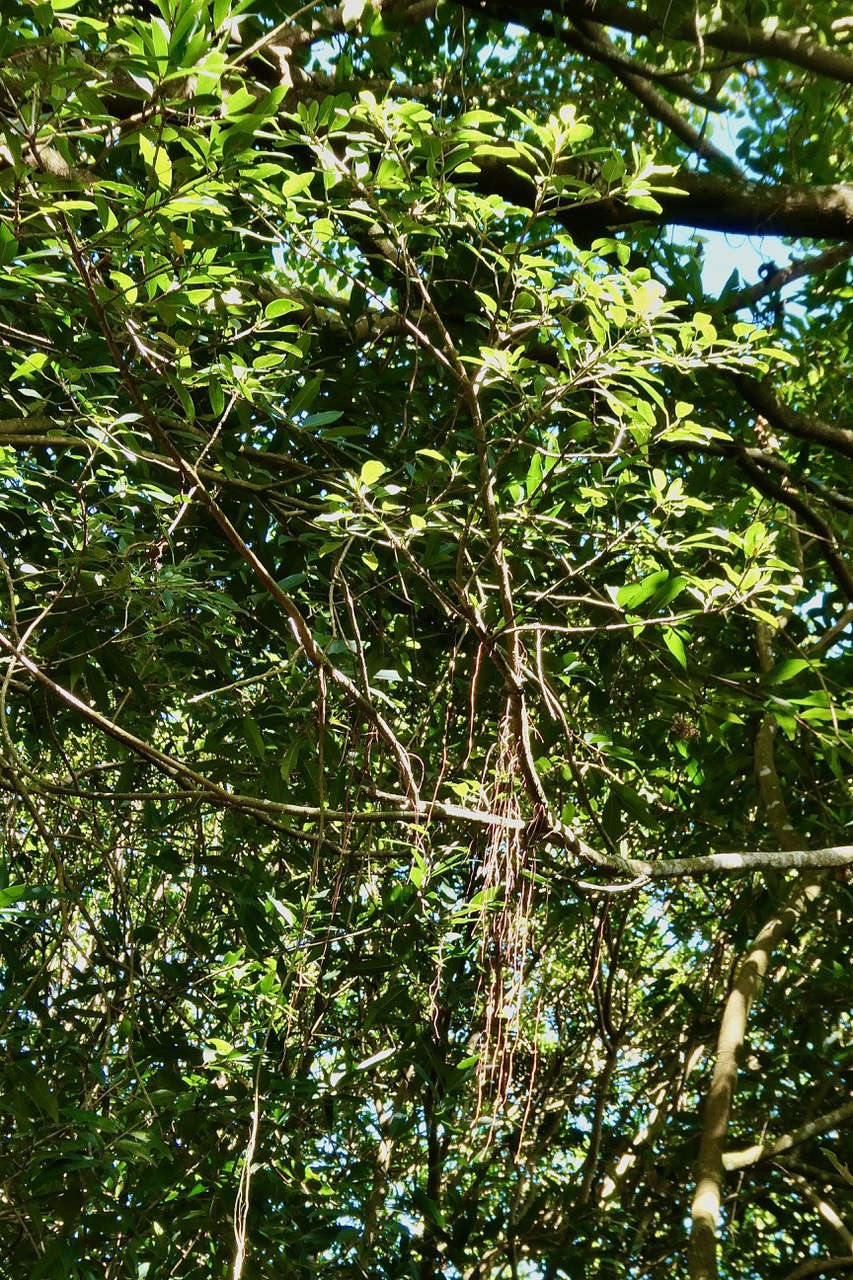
1 0 852 1276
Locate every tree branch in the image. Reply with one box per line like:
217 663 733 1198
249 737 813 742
473 156 853 243
479 2 727 110
733 453 853 606
723 1099 853 1171
781 1256 853 1280
552 1 853 86
730 375 853 462
688 872 825 1280
567 15 739 172
721 244 853 314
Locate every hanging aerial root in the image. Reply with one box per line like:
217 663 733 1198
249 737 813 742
475 706 539 1136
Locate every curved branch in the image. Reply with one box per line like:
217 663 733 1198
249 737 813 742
562 22 726 110
723 1099 853 1172
3 674 850 882
663 438 853 517
721 244 853 314
688 872 825 1280
568 16 739 172
552 0 853 86
730 376 853 462
733 453 853 605
474 157 853 243
781 1257 853 1280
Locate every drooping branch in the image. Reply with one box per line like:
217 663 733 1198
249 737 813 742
565 15 739 172
559 20 727 111
787 1171 853 1255
664 438 853 517
730 376 853 461
275 0 853 96
733 453 853 606
3 643 852 881
474 0 726 110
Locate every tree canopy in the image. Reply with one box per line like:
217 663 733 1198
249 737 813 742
1 0 852 1276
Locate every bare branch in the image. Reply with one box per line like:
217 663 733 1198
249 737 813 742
688 873 826 1280
781 1257 853 1280
723 1100 853 1171
721 244 853 314
731 376 853 463
551 0 853 86
568 15 739 172
608 847 853 880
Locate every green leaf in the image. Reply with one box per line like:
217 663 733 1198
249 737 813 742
243 715 266 759
139 134 172 190
360 460 387 486
0 884 30 909
224 87 257 117
356 1047 395 1070
303 411 343 427
628 194 662 212
282 171 314 197
208 1039 237 1056
663 628 687 669
208 381 225 417
768 658 810 682
616 571 670 610
265 298 300 320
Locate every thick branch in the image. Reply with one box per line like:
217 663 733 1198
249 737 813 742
688 873 825 1280
781 1257 853 1280
551 1 853 86
721 244 853 314
723 1099 853 1171
568 16 739 172
731 376 853 462
473 157 853 243
616 847 853 879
